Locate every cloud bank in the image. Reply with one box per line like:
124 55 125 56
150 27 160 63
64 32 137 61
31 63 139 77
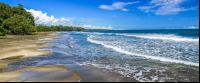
138 0 196 15
99 1 140 11
189 26 199 29
83 25 112 29
26 9 112 29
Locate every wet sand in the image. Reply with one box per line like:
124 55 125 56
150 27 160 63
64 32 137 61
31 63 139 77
0 65 82 82
0 32 81 82
66 64 136 82
0 32 58 70
0 32 137 82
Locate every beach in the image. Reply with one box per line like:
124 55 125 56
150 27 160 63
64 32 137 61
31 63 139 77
0 30 199 82
0 32 134 82
35 30 197 82
0 32 82 82
0 0 199 82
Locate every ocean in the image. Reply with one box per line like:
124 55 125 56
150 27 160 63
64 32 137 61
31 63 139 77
9 29 199 82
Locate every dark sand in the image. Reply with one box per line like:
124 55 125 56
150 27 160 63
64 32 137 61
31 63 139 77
0 32 81 82
18 70 73 81
0 32 136 82
66 64 136 82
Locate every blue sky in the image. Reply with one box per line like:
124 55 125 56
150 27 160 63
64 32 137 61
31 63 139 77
0 0 199 30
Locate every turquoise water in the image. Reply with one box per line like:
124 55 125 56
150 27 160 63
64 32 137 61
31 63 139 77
9 29 199 82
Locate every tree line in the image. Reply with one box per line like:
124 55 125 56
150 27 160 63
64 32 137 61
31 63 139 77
36 25 85 32
0 3 85 36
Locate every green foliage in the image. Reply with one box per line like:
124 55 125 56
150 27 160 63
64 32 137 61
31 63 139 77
0 2 36 35
0 2 85 36
0 26 4 35
2 15 36 35
36 25 85 32
0 26 10 35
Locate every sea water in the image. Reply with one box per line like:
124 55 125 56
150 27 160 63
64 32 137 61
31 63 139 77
9 29 199 82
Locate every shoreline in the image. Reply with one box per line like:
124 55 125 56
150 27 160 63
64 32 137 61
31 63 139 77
0 32 82 82
0 31 137 82
0 30 198 82
0 32 58 69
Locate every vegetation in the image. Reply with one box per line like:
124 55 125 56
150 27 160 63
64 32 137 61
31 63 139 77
0 3 36 35
0 3 85 36
2 15 37 35
36 25 85 32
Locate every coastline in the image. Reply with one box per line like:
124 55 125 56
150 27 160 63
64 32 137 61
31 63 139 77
0 32 58 69
0 32 82 82
0 31 137 82
3 31 197 82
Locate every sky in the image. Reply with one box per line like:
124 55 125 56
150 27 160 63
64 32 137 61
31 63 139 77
0 0 199 30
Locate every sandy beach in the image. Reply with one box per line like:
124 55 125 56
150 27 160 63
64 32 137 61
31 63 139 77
0 32 82 82
0 32 137 82
2 31 197 82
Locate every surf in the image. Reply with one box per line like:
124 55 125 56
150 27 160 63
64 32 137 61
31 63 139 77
87 36 199 66
117 34 199 42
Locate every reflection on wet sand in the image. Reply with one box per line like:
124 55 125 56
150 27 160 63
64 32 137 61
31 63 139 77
0 65 82 82
18 70 73 81
66 64 136 82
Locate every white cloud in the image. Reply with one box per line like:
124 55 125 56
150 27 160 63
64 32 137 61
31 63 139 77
138 0 196 15
83 25 113 29
189 26 198 28
99 1 140 11
26 9 112 29
83 25 92 28
107 25 112 29
26 9 82 26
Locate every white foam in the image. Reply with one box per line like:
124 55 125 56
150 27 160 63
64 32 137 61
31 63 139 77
80 62 171 82
91 32 105 34
118 34 199 42
87 36 199 66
